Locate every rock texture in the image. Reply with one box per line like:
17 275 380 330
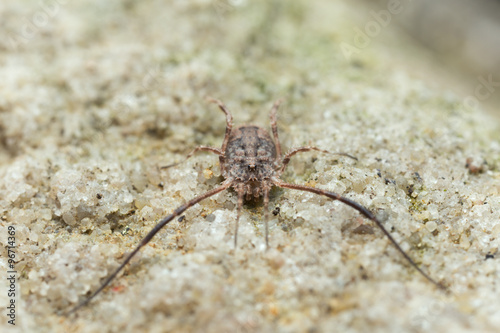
0 1 499 332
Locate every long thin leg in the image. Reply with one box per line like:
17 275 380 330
161 146 223 169
207 97 233 153
65 179 233 316
272 178 446 291
263 187 270 249
269 99 283 158
207 98 233 176
234 189 244 248
279 146 357 174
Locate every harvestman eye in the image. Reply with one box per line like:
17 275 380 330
65 98 447 315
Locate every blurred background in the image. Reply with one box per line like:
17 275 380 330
361 0 500 116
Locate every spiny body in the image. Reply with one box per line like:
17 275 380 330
224 125 277 200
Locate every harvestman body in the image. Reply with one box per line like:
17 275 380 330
66 98 445 315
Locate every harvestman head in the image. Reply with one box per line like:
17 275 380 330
65 98 446 315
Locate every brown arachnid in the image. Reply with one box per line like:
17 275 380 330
66 98 446 315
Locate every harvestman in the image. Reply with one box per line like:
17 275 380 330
66 98 445 315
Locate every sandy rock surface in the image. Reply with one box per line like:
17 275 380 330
0 1 499 332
